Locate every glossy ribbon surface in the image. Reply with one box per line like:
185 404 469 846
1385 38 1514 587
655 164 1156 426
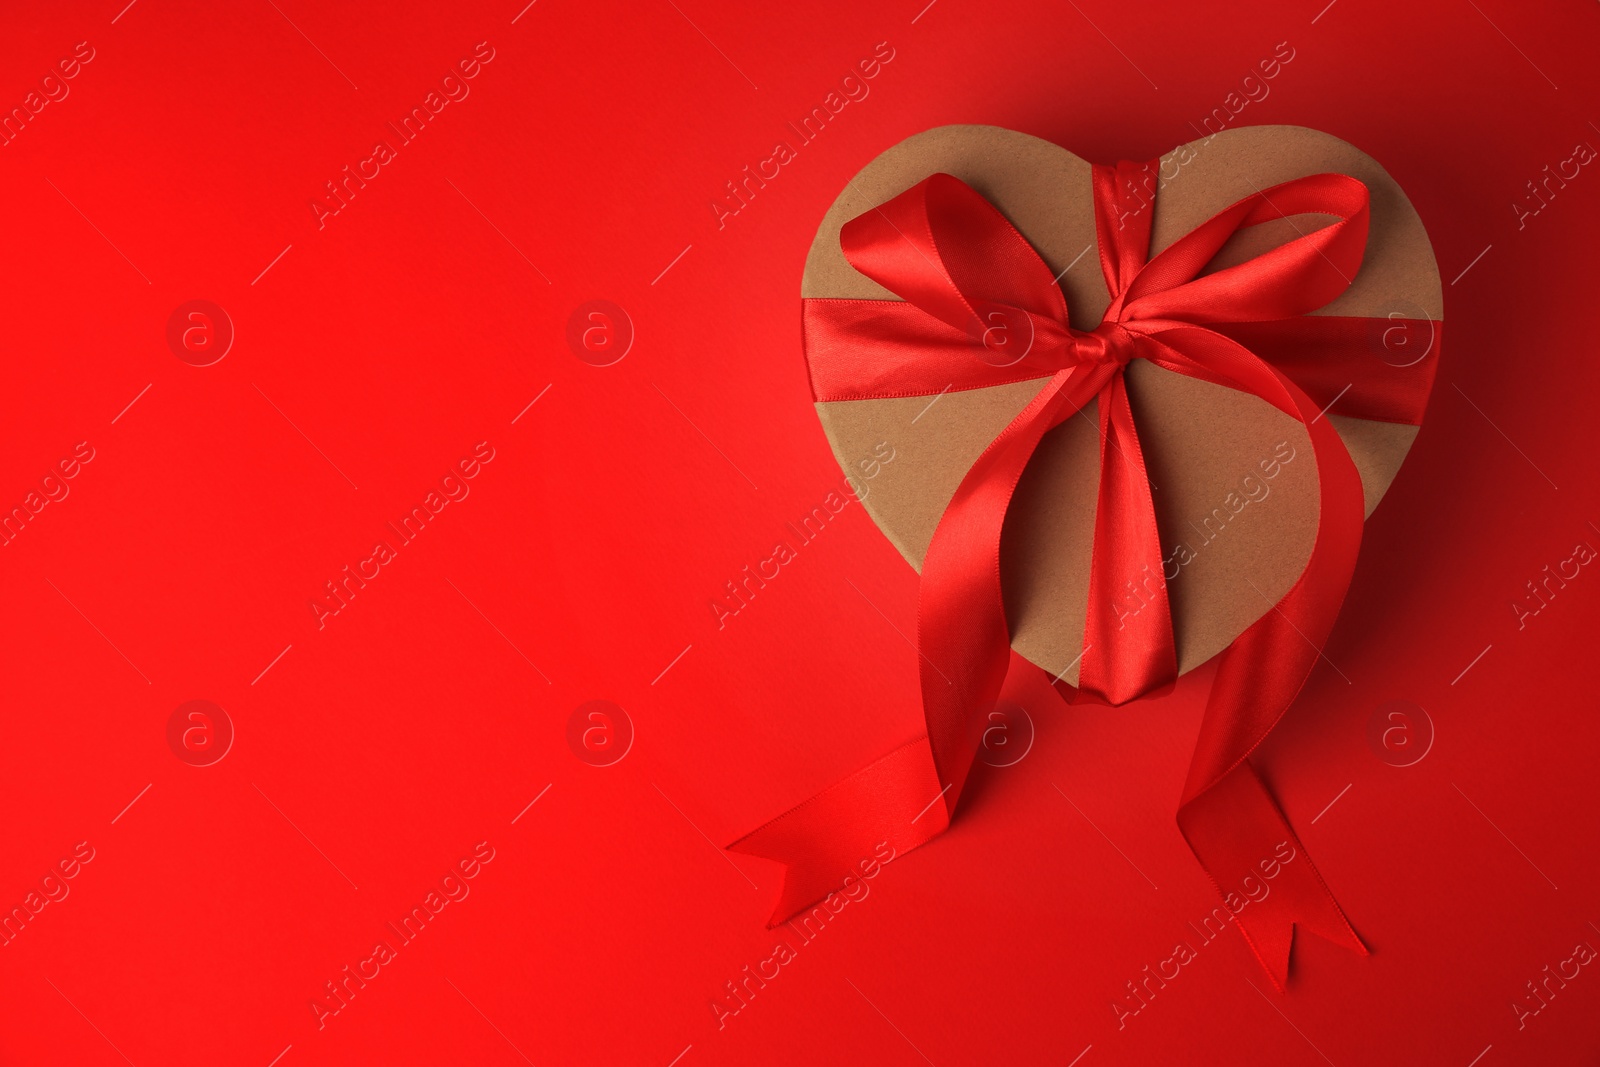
732 160 1440 987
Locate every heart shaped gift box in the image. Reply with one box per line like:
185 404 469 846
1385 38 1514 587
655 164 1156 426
736 124 1441 986
806 124 1439 677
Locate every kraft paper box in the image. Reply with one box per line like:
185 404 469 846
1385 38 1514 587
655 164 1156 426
802 123 1441 682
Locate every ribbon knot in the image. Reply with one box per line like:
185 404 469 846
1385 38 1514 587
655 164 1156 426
1072 319 1138 369
745 161 1441 989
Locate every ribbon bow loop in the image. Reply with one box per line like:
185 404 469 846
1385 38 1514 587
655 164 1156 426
839 171 1071 338
1119 172 1373 328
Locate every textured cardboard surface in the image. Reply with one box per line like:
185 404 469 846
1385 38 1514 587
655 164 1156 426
803 125 1441 683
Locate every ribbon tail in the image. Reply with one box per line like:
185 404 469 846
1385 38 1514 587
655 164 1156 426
1177 760 1367 990
730 366 1105 926
1139 327 1370 988
727 736 946 926
1076 373 1177 703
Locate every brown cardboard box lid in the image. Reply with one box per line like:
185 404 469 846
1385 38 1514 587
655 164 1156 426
802 124 1441 685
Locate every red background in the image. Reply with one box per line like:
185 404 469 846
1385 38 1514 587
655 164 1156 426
1 0 1597 1064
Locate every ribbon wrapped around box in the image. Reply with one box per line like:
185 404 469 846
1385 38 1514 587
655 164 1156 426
730 124 1441 987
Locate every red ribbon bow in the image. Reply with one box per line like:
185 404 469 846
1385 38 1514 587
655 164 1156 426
732 160 1440 987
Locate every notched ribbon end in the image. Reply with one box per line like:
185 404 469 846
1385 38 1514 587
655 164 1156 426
726 736 947 927
1239 914 1371 994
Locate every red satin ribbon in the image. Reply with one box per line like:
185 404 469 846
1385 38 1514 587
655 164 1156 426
732 159 1440 988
